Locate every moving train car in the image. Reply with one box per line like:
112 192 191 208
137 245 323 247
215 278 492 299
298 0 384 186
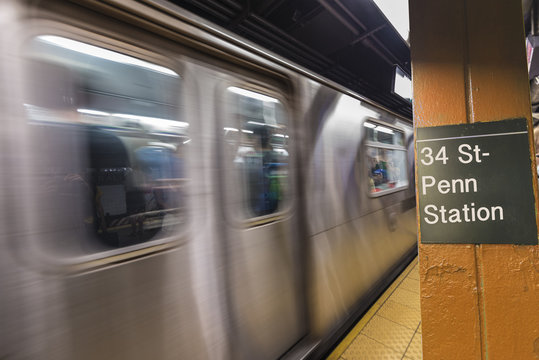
0 1 417 359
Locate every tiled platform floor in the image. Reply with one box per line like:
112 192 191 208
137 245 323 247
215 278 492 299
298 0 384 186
327 258 421 360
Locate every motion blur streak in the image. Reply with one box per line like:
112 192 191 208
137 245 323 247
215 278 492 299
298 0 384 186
0 1 416 359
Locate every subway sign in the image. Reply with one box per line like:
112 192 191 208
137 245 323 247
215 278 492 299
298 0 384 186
416 118 538 245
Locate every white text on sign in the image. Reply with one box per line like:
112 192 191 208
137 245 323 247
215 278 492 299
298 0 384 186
419 143 502 225
420 144 490 166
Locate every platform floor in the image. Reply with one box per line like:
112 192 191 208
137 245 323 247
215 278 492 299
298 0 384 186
326 258 421 360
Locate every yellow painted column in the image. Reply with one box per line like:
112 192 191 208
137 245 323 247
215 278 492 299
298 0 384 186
409 0 539 359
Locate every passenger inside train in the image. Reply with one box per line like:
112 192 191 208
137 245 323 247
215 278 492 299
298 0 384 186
227 87 289 218
365 121 408 193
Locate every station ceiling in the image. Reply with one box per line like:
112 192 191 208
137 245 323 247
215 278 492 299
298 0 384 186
170 0 539 123
170 0 412 119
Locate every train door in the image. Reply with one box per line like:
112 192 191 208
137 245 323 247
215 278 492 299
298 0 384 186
12 6 211 358
218 83 307 359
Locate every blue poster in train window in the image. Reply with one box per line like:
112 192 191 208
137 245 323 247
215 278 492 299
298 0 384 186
135 145 183 210
243 149 285 217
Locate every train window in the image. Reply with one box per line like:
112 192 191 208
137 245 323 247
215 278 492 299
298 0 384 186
224 87 289 218
364 121 408 194
22 35 187 251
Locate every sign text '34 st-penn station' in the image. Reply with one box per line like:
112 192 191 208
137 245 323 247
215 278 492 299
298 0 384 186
416 118 538 245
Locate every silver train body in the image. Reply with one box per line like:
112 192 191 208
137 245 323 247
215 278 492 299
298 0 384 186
0 1 417 359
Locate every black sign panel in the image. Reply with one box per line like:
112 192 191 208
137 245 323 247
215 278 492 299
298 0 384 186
416 118 538 245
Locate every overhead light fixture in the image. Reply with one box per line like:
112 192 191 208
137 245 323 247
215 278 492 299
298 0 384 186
112 113 189 129
246 120 281 129
37 35 179 77
364 122 376 129
246 121 266 127
77 108 110 116
375 125 394 134
227 87 279 103
371 0 409 42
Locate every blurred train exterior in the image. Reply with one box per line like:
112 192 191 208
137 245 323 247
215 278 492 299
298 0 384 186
0 1 417 359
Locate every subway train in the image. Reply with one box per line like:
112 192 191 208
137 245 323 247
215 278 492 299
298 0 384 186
0 1 417 359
